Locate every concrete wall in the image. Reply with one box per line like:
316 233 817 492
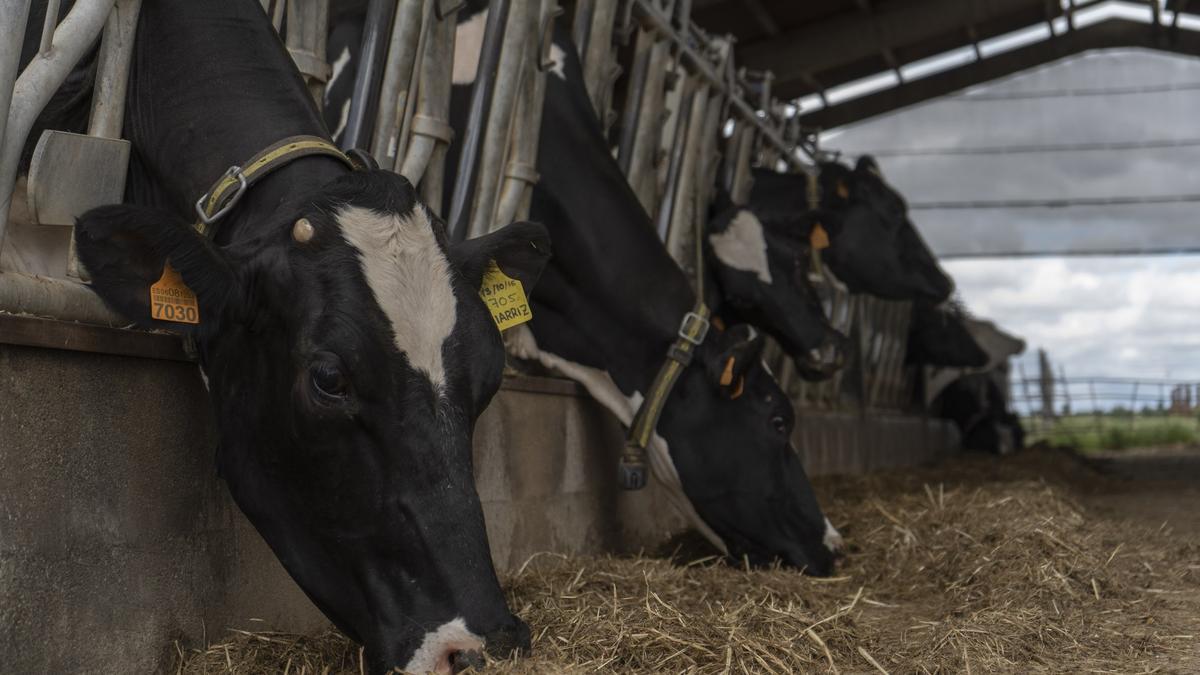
0 320 957 673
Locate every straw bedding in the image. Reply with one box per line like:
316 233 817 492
176 448 1199 674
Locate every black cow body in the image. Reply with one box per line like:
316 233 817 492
936 374 1025 455
510 19 840 573
25 2 548 672
320 2 840 569
750 159 954 304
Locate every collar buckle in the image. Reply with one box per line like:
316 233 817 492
194 165 248 226
677 311 710 346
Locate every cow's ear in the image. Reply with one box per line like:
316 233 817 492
74 204 240 336
451 220 552 291
855 155 883 178
704 323 765 399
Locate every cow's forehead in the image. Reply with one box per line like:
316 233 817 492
335 204 458 391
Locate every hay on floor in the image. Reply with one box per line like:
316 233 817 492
177 449 1199 674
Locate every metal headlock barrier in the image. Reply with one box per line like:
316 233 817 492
0 0 931 415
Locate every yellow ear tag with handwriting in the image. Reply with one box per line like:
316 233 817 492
480 260 532 332
149 263 200 325
810 222 831 250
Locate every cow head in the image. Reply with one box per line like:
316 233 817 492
661 324 840 574
814 156 954 303
706 206 848 380
75 170 549 674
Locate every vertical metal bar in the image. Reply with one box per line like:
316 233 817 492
340 0 396 151
370 0 425 162
447 0 510 241
87 0 140 140
284 0 331 107
653 78 692 242
39 0 62 56
402 0 456 191
0 0 33 162
580 0 618 117
616 26 651 174
465 0 533 239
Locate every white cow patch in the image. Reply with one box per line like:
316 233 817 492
326 46 352 98
823 517 843 553
452 9 488 85
402 617 483 675
330 99 351 144
338 205 457 391
547 43 566 80
507 325 729 555
710 210 773 285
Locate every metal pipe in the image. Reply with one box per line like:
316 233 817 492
615 25 651 175
400 3 455 188
465 0 531 239
0 270 124 325
284 0 331 107
653 77 692 242
494 0 557 227
580 0 618 118
87 0 140 140
630 0 806 170
340 0 396 151
626 35 669 213
0 0 116 248
370 0 424 162
664 81 708 265
0 1 33 164
447 0 509 241
39 0 61 57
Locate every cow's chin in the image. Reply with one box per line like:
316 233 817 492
794 350 844 382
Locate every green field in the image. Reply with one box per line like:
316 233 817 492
1024 414 1200 452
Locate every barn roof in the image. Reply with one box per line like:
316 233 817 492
692 0 1200 129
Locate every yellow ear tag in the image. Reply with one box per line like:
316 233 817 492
810 222 831 250
149 263 200 325
479 260 532 332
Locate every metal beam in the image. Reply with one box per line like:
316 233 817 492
737 0 1048 96
801 19 1197 129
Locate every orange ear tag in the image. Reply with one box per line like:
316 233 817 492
810 222 831 250
149 263 200 325
836 180 849 199
719 355 736 386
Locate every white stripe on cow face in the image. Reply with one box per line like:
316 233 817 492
338 205 457 392
402 617 483 674
452 9 488 85
710 209 773 285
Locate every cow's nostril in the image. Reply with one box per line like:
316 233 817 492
448 648 485 673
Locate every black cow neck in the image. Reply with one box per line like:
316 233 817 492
531 30 699 397
123 0 349 242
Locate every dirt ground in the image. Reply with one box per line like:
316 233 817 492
177 446 1200 674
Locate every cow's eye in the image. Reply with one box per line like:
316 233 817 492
771 415 787 434
310 359 349 400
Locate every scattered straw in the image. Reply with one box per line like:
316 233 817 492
176 448 1199 674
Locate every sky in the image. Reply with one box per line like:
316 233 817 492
818 47 1200 390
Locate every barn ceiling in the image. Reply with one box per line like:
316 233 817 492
690 0 1200 129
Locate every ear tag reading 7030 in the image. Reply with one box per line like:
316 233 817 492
479 260 532 332
150 263 200 325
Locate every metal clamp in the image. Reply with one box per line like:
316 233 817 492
194 165 248 225
678 311 710 345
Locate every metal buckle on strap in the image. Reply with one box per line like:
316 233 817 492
678 311 710 346
194 165 248 226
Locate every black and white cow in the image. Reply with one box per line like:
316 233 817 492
25 2 546 672
750 158 954 304
507 17 841 572
705 200 848 381
322 2 841 569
